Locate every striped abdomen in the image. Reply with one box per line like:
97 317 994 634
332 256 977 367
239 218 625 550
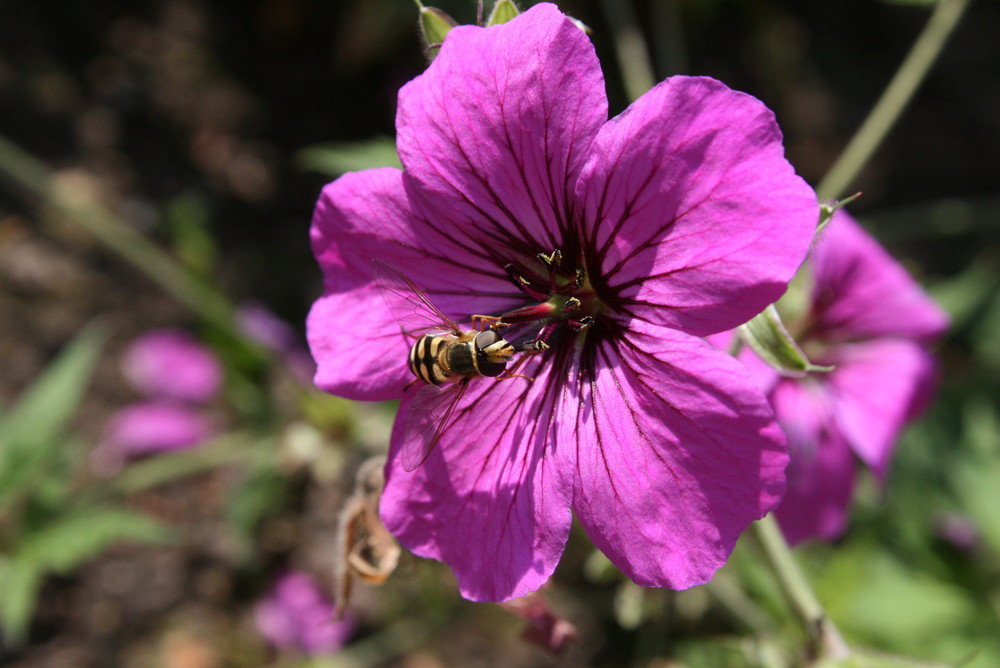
408 334 455 385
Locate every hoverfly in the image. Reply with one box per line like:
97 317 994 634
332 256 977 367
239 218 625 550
374 260 529 472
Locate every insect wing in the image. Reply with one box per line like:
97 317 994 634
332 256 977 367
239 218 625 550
400 380 468 472
373 259 460 337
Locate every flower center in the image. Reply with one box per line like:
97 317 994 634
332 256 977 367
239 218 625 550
497 249 602 350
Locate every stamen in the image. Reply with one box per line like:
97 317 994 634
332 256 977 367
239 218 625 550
504 263 549 301
536 249 563 268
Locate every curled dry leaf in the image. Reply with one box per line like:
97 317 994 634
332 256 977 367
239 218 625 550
333 456 400 616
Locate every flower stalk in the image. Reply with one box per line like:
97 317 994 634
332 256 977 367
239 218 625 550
0 135 251 351
752 514 851 661
817 0 972 201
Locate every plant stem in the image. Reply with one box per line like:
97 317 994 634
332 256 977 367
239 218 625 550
752 514 850 661
597 0 657 103
0 135 252 346
817 0 972 201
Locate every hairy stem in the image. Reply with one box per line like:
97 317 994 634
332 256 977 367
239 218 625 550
817 0 972 201
753 514 850 661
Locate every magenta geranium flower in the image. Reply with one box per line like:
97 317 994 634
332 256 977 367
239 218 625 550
255 572 352 656
743 212 948 544
307 3 817 601
91 401 213 474
121 329 222 404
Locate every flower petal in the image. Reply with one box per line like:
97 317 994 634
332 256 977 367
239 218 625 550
379 360 574 602
575 76 817 335
308 169 427 400
396 2 607 256
571 321 788 588
768 379 856 545
307 168 521 400
810 212 949 343
826 339 938 477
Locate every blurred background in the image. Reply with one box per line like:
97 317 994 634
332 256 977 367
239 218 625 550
1 0 998 666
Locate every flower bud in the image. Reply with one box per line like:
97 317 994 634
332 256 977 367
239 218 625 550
415 1 458 61
486 0 521 26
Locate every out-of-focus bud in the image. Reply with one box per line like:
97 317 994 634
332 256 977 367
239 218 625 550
499 590 578 656
415 1 458 62
739 304 833 378
486 0 521 26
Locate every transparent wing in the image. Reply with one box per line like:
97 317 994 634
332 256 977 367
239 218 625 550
373 259 460 338
401 379 469 471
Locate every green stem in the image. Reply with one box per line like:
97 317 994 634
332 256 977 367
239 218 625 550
817 0 972 201
753 514 850 661
597 0 657 102
0 134 241 339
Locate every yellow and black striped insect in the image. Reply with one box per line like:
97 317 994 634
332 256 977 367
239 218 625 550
374 260 518 471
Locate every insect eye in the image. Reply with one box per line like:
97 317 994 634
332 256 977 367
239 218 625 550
474 330 500 350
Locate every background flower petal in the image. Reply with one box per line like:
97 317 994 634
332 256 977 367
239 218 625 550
826 339 939 477
769 379 856 545
571 321 788 588
396 3 607 258
810 212 949 343
93 401 213 476
380 360 574 602
576 76 817 336
121 329 222 404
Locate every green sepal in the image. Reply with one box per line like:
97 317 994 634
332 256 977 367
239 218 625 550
414 1 458 61
818 192 862 233
486 0 521 26
739 305 833 377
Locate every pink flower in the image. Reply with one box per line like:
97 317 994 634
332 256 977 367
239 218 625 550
236 303 315 381
746 213 948 544
92 401 213 474
254 572 352 656
121 329 222 404
307 3 817 600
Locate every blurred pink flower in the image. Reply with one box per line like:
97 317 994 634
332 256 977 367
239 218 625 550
92 401 213 474
738 213 949 544
121 329 222 404
254 572 352 656
236 303 315 381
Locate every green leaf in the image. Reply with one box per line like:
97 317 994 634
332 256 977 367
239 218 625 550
0 507 169 646
0 556 44 647
816 650 958 667
17 507 171 573
295 137 401 177
739 305 833 377
0 323 106 510
486 0 520 26
166 191 216 279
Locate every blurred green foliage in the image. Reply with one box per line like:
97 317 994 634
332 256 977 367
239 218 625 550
0 326 171 646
